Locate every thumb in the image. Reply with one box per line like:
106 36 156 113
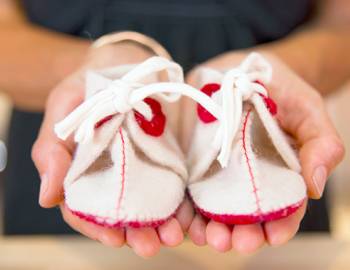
32 77 83 208
299 134 344 199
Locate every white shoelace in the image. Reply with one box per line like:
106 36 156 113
55 56 221 144
55 53 272 168
211 53 272 167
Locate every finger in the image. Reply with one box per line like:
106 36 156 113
232 224 265 254
126 227 161 258
34 144 72 207
175 198 195 232
60 204 125 247
264 201 307 246
157 218 184 247
32 76 84 207
272 82 345 199
206 220 232 253
188 214 207 246
294 102 344 199
299 133 344 199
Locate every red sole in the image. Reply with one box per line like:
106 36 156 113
193 198 306 225
67 205 175 229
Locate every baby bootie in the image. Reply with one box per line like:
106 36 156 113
187 53 307 224
55 57 189 228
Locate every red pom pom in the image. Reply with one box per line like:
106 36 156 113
197 83 221 123
134 97 166 137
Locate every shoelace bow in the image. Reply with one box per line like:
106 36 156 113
54 56 220 144
54 53 272 168
211 53 272 167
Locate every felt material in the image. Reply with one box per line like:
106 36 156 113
64 115 124 188
65 127 185 226
188 58 307 224
126 112 187 179
189 106 306 223
59 58 187 227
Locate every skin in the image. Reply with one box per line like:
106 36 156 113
0 0 89 110
0 0 348 257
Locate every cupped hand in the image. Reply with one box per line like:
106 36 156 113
185 51 345 253
32 43 194 257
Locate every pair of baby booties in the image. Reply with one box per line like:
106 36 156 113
55 53 307 228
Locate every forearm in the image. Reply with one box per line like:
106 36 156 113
262 26 350 95
0 21 90 110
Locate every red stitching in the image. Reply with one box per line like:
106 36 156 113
242 109 262 214
116 128 126 211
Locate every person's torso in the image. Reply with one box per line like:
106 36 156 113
22 0 313 69
21 0 314 70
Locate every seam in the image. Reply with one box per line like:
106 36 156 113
242 109 262 215
116 128 126 211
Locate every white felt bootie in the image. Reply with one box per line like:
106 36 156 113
55 57 190 228
187 53 307 224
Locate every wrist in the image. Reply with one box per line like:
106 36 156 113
258 28 350 93
257 36 322 88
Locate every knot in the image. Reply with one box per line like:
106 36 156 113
54 56 187 144
234 75 255 100
109 80 137 114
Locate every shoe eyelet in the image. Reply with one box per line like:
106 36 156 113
134 97 166 136
197 83 221 123
94 115 114 129
255 81 278 116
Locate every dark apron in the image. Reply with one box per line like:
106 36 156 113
5 0 325 234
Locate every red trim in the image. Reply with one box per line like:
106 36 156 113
68 206 175 228
116 128 126 211
242 109 262 215
194 198 306 225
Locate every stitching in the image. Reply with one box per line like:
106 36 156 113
242 109 262 215
116 128 126 211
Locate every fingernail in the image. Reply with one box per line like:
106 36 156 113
312 166 327 197
39 173 49 203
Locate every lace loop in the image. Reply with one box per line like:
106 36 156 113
55 57 184 143
214 53 272 167
55 56 221 145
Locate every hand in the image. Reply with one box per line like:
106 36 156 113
185 51 345 253
32 42 194 257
